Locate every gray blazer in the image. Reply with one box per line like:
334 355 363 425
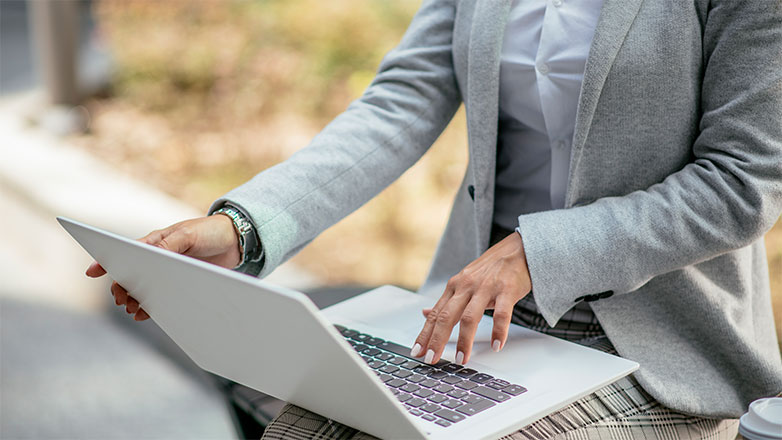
212 0 782 418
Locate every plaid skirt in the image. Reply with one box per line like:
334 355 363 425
261 310 739 440
260 227 740 439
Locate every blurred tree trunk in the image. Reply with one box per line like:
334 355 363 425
29 0 80 106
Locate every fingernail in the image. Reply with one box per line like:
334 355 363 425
456 351 465 365
492 340 501 352
425 349 435 364
411 343 422 357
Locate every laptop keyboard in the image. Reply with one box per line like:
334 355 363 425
335 325 527 428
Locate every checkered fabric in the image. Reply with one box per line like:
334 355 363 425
261 335 738 440
259 226 740 439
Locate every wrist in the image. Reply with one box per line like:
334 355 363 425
212 205 262 270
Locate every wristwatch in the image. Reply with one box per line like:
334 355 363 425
213 205 263 270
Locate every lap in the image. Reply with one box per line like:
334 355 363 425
261 337 738 440
261 376 737 440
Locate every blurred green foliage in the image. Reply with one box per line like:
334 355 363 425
99 0 421 121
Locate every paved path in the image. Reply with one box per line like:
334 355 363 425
1 298 236 440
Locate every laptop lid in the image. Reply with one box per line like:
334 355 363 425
58 216 428 440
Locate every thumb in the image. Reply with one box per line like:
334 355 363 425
155 228 194 255
140 226 193 255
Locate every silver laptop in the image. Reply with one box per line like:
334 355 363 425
58 216 638 440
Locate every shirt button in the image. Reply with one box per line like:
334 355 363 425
553 0 563 7
537 62 550 75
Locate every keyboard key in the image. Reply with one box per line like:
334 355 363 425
441 375 462 385
447 389 468 399
397 393 412 403
433 384 454 394
353 344 369 352
456 368 478 378
421 403 441 413
334 324 347 332
455 399 495 416
376 353 393 361
472 386 511 402
348 340 357 346
361 356 372 363
341 329 359 338
387 379 406 388
409 408 423 416
413 388 434 398
428 371 449 379
379 374 393 383
407 398 427 408
407 374 426 383
368 361 384 369
399 383 420 393
440 363 463 374
461 394 487 405
391 388 400 395
428 393 448 403
388 357 407 366
434 409 466 423
486 379 509 390
435 419 451 427
379 365 399 374
442 399 463 409
402 361 423 370
420 379 439 388
421 414 436 421
378 341 415 359
455 381 479 390
366 337 385 346
470 373 494 384
354 334 371 342
413 365 435 375
503 385 528 396
393 369 413 379
434 359 451 368
362 348 381 356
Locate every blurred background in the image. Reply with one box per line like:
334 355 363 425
0 1 779 439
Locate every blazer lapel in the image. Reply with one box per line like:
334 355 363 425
466 0 511 251
566 0 644 206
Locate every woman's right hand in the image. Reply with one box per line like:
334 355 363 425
85 214 241 321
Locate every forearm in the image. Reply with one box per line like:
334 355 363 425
210 0 462 277
522 0 782 326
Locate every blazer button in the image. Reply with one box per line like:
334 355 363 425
468 185 475 200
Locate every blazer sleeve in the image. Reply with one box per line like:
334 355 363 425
519 0 782 326
209 0 461 277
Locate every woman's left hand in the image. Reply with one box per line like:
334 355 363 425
411 231 532 365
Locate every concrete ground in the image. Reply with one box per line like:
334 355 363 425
0 5 321 437
0 91 316 439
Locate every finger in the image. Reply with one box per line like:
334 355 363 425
156 228 195 255
421 308 432 317
134 309 150 321
490 293 516 352
455 295 492 365
126 297 140 314
412 288 455 358
423 292 473 364
138 228 169 246
86 261 106 278
111 282 128 306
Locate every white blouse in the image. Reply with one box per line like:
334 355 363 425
493 0 604 230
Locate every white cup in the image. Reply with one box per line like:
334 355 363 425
739 397 782 440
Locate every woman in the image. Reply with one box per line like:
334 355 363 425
88 0 782 438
